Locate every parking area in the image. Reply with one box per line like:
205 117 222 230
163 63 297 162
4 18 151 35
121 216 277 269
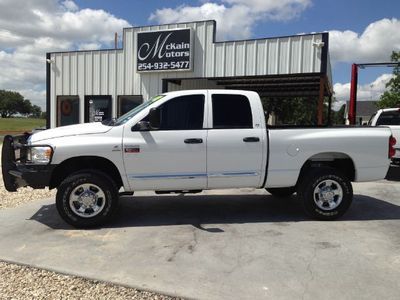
0 179 400 300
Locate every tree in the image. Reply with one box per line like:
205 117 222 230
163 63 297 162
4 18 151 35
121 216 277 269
377 51 400 109
261 97 329 125
30 105 42 118
0 89 41 118
40 111 47 119
0 90 25 118
20 99 33 116
331 104 346 125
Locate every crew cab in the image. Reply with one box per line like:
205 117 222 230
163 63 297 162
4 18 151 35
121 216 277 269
368 108 400 165
2 90 395 228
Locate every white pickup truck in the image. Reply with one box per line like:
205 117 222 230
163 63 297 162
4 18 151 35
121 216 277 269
368 108 400 165
2 90 396 228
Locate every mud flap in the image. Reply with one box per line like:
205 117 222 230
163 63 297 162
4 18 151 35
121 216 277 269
385 165 400 181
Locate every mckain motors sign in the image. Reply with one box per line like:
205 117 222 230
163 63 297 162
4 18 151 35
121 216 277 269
137 28 192 72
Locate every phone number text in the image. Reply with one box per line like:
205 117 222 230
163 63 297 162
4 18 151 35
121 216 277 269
138 61 190 71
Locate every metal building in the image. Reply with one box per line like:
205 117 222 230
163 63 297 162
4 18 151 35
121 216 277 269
46 20 332 128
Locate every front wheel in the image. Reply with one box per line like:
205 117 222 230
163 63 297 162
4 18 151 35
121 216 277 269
297 168 353 220
56 170 119 228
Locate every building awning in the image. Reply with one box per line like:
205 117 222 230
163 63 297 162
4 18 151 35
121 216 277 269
214 73 332 98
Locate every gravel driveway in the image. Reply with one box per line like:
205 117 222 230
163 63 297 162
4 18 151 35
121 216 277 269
0 146 180 300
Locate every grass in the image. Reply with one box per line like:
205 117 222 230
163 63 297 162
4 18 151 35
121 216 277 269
0 118 46 140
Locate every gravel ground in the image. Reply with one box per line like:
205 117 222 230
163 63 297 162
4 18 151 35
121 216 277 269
0 146 181 300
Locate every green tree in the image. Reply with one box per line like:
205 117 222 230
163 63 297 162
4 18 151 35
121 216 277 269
30 105 42 118
261 97 330 125
20 99 33 116
0 90 24 117
377 51 400 109
331 104 346 125
40 111 47 119
0 90 38 117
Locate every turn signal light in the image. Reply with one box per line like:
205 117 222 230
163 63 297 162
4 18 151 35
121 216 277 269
389 135 397 158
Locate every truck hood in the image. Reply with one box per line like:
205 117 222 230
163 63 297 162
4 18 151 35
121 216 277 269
29 122 113 143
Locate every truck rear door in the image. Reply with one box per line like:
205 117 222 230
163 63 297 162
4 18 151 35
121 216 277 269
206 92 265 189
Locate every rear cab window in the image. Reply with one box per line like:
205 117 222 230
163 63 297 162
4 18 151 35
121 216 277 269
376 110 400 126
211 94 253 129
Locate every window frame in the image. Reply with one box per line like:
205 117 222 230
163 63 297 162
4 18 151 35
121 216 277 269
210 93 254 129
376 111 400 126
56 95 80 127
84 95 112 123
152 94 206 131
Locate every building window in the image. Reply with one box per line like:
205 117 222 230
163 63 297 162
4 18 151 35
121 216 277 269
212 94 253 129
117 95 143 117
57 96 80 127
84 95 112 123
157 94 205 130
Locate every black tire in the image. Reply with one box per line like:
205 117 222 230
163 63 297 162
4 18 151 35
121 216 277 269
56 170 119 228
297 167 353 220
266 187 295 198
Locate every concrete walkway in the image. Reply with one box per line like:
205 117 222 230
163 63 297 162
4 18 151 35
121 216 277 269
1 183 400 299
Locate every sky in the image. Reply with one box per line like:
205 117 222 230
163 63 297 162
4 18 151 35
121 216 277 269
0 0 399 110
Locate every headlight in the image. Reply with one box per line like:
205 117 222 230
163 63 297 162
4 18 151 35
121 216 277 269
27 146 53 164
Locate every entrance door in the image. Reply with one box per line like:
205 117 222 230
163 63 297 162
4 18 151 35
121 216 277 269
123 93 208 191
207 92 264 189
85 95 112 123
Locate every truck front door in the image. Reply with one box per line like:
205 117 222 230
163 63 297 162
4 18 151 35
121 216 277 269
123 93 207 191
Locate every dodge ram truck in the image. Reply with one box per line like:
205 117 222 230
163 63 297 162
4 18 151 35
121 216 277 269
2 90 396 228
368 108 400 165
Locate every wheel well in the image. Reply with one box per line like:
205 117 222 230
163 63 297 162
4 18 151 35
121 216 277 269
297 153 356 186
50 156 123 189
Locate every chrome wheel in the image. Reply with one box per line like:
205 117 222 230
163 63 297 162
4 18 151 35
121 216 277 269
69 183 106 218
313 179 343 211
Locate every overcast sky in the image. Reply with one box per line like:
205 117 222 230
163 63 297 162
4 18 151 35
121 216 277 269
0 0 399 110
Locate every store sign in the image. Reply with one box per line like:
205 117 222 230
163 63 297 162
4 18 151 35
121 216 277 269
137 28 192 72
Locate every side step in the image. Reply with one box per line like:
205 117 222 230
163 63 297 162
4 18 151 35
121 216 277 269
155 190 203 195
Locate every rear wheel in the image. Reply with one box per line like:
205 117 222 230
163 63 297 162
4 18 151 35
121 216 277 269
266 187 295 198
56 170 119 228
297 168 353 220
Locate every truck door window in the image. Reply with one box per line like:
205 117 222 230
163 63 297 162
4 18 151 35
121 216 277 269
212 94 252 129
158 94 204 130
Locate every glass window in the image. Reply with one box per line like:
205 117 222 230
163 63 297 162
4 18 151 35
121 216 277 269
376 111 400 125
57 96 79 127
212 94 253 129
118 95 143 117
85 95 112 123
158 95 204 130
114 95 165 126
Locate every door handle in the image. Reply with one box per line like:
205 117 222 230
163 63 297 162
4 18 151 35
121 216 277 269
184 138 203 144
243 137 260 142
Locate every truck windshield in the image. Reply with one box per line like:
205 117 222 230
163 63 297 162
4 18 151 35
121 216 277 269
113 95 165 126
376 111 400 126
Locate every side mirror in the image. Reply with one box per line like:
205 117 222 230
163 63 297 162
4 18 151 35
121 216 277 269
148 107 161 130
132 121 151 131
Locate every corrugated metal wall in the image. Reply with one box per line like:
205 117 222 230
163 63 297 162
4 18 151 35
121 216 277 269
49 20 328 127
